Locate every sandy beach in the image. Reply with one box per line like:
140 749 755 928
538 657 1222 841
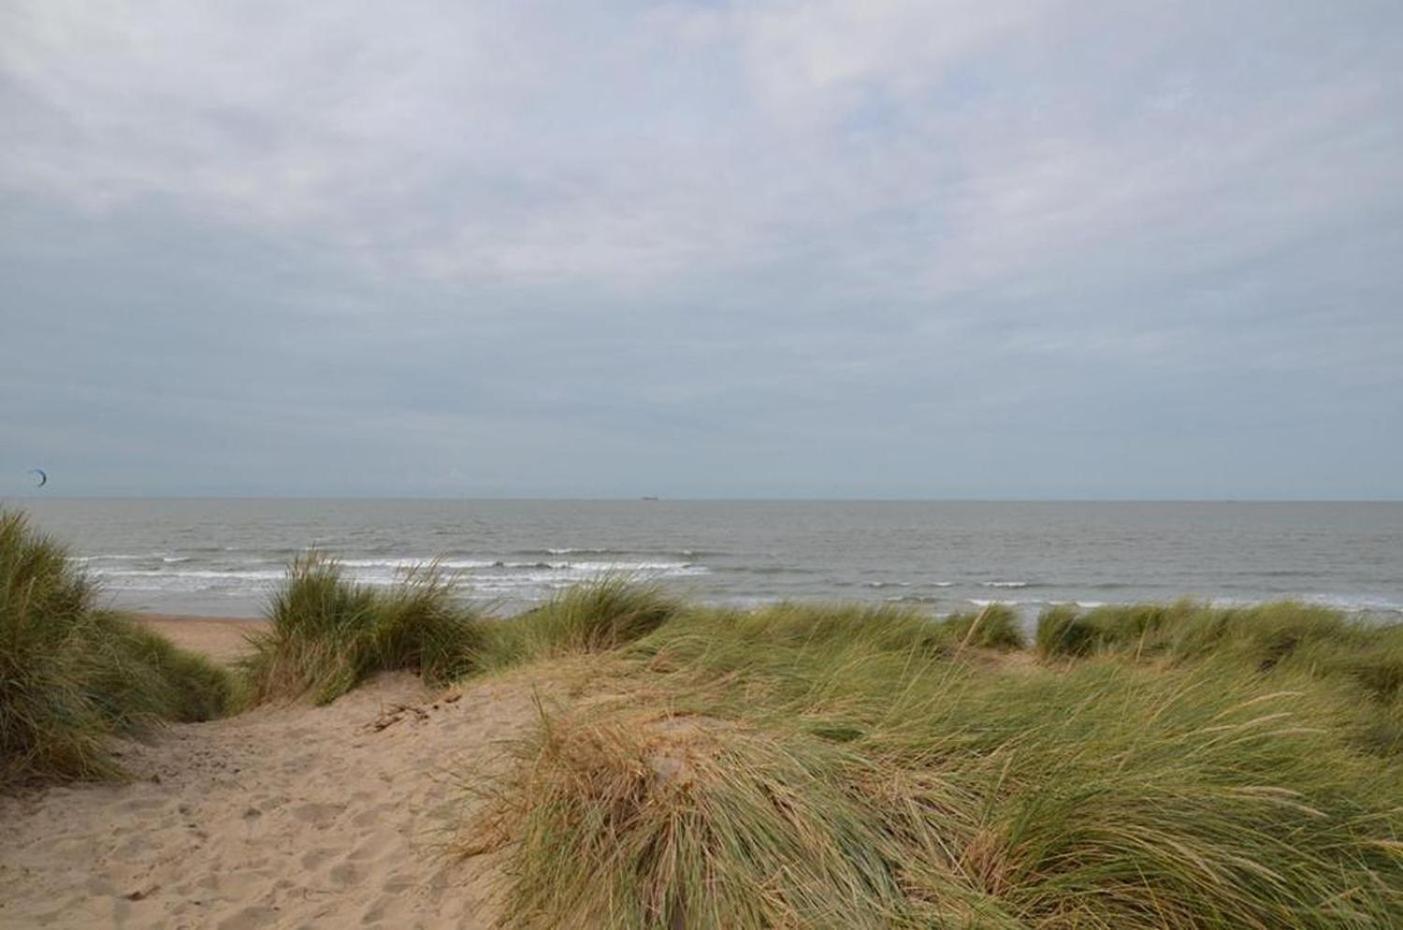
0 615 526 930
133 614 267 665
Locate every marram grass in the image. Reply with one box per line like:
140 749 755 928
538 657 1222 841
939 602 1026 652
477 574 683 669
466 705 908 930
1035 601 1403 705
461 597 1403 929
242 551 486 705
0 509 236 785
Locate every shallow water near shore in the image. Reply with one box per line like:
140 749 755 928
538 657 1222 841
14 499 1403 620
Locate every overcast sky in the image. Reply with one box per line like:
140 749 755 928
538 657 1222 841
2 1 1400 499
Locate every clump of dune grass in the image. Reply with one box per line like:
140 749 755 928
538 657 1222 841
242 552 485 705
84 618 241 727
1035 600 1343 661
938 603 1025 651
1 509 235 785
479 576 682 669
1034 600 1208 658
465 705 906 929
631 601 959 670
1036 600 1403 695
1035 600 1403 762
461 598 1403 929
1034 603 1100 656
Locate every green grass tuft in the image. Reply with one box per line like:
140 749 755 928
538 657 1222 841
1 509 235 786
463 600 1403 929
479 575 682 668
467 706 906 929
242 552 486 705
939 603 1026 651
1035 600 1403 691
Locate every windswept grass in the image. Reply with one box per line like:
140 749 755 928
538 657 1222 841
939 602 1026 651
1 509 235 786
1036 601 1403 699
468 706 905 930
242 552 486 705
628 600 1024 672
479 575 682 669
462 598 1403 929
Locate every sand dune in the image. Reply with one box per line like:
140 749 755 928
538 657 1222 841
0 669 531 929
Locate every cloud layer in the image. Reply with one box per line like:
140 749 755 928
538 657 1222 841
3 1 1401 497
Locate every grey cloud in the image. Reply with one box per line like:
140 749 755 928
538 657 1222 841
1 1 1401 498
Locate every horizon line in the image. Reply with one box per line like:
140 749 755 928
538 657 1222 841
6 495 1401 504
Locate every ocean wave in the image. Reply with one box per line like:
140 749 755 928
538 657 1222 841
85 553 709 594
730 565 821 576
981 581 1030 589
463 564 708 586
1296 594 1403 614
91 568 286 581
1202 594 1403 614
533 547 710 557
339 557 499 570
70 552 170 563
336 556 704 573
713 595 783 609
568 560 699 572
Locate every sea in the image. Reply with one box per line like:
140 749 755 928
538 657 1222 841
14 499 1403 622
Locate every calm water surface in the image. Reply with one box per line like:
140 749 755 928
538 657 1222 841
15 499 1403 621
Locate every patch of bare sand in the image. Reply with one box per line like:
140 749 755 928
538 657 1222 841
134 614 267 665
0 672 539 929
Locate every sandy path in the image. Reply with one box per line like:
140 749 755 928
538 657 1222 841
0 672 530 929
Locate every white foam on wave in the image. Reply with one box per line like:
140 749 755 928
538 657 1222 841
1205 594 1403 614
91 568 286 581
543 547 704 557
981 581 1029 589
968 598 1027 608
566 560 698 572
335 556 702 573
70 552 172 564
89 554 711 597
1301 594 1403 613
339 557 500 570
